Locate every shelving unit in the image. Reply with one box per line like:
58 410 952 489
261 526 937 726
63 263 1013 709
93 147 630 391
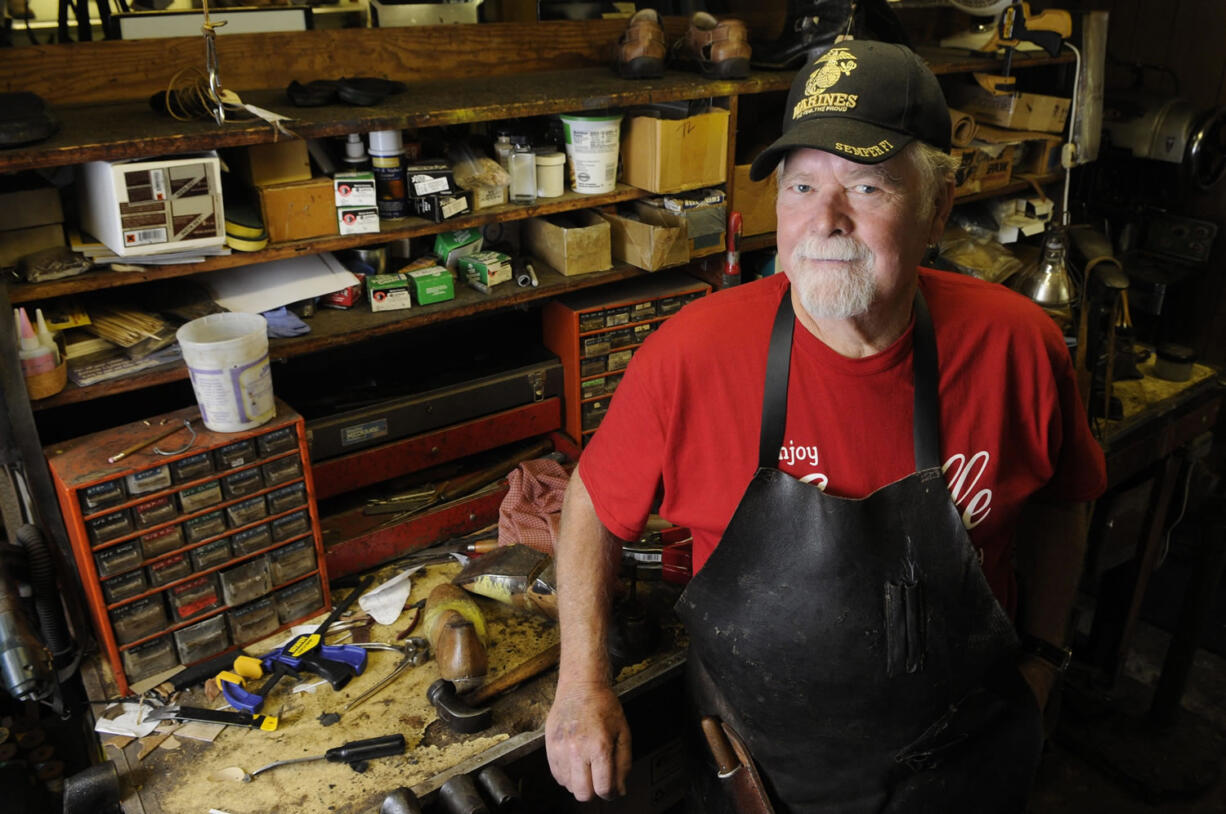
0 22 1083 609
45 400 329 695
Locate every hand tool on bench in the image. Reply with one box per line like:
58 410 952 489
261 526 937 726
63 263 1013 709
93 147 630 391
144 704 278 731
342 637 431 712
239 733 406 782
222 576 373 713
427 641 561 734
701 715 776 814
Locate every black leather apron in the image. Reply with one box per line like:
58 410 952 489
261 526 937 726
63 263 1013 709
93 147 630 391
676 291 1043 814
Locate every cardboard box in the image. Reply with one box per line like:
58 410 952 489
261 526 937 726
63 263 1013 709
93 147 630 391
0 175 63 232
599 207 688 271
0 223 65 268
407 265 454 305
77 154 225 257
334 172 377 207
621 109 730 193
405 161 454 197
457 250 513 292
258 177 338 243
470 185 507 211
337 206 380 235
523 210 612 276
231 140 312 187
952 144 1015 196
320 273 365 309
411 191 470 223
731 164 777 237
368 272 412 312
434 229 483 270
953 87 1070 134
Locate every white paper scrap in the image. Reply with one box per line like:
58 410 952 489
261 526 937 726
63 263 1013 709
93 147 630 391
358 566 423 626
94 702 160 738
203 252 358 314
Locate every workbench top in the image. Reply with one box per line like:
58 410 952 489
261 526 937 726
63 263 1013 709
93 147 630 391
90 562 685 813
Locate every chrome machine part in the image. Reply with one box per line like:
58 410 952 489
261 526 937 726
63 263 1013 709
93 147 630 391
0 546 54 702
1103 92 1226 189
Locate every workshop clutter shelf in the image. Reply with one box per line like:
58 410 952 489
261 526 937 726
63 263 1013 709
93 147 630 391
543 272 711 445
46 400 330 696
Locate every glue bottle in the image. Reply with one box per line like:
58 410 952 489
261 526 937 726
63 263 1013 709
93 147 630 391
15 307 55 378
368 129 407 220
34 308 60 364
508 142 537 205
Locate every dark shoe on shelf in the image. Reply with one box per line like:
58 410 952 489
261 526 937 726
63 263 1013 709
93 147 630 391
751 0 909 71
674 12 752 79
616 8 667 79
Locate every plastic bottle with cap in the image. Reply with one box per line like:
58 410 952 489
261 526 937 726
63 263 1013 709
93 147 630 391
368 129 407 219
340 133 371 172
15 307 55 378
34 307 60 364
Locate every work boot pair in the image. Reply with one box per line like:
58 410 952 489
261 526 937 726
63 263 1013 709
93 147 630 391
617 9 752 81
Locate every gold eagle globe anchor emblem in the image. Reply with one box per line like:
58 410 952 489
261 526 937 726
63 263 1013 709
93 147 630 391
805 47 858 97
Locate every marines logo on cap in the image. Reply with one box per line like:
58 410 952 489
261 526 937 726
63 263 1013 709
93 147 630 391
794 47 859 120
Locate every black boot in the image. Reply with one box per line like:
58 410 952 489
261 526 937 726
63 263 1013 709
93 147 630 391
751 0 910 71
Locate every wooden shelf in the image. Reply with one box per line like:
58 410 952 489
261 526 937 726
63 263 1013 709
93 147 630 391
31 261 649 409
917 45 1077 75
8 184 650 304
0 68 793 175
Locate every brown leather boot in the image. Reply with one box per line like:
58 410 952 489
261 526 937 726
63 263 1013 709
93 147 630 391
674 12 752 79
616 8 667 80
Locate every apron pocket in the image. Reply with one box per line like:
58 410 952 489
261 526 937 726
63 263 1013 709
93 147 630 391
884 576 926 677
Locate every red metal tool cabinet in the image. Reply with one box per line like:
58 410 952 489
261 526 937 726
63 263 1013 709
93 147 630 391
46 399 330 695
542 271 711 446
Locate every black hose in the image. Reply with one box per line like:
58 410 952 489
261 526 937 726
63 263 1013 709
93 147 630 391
15 523 75 667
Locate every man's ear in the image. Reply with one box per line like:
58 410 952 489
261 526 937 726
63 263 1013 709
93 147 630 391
929 180 955 244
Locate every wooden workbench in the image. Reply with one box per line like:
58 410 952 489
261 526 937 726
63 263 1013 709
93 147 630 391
90 561 685 813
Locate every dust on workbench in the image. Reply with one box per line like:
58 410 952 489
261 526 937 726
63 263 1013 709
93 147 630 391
116 563 560 814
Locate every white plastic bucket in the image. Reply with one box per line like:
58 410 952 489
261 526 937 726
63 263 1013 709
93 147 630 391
560 113 622 194
176 312 275 433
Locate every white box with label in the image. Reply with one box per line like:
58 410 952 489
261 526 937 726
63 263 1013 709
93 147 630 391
77 153 226 257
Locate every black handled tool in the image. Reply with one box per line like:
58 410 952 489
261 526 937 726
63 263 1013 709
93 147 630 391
244 733 406 781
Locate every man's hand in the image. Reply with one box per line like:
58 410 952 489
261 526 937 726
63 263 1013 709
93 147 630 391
545 680 632 801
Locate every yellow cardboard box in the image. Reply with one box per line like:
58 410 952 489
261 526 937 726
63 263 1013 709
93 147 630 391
523 210 612 276
258 177 337 243
732 164 777 237
621 109 730 194
599 206 688 271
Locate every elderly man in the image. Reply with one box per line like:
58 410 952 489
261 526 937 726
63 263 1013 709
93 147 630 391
545 41 1106 813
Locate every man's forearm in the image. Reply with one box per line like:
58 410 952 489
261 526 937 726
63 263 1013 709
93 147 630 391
555 470 625 688
1016 500 1091 646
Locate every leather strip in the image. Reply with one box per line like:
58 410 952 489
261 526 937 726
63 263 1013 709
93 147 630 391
758 289 796 469
758 286 941 473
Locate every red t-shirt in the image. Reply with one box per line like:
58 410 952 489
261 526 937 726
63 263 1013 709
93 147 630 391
579 269 1107 613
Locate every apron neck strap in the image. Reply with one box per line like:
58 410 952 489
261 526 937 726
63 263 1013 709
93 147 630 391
758 286 943 473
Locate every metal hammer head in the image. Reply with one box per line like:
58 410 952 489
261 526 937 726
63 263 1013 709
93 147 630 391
427 678 493 734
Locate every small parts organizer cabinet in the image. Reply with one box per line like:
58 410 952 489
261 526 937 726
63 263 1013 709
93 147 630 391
46 399 330 695
543 271 710 446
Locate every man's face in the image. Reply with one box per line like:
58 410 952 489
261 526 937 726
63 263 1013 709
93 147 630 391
775 148 944 322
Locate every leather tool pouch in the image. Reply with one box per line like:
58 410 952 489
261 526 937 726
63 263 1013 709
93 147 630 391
0 92 58 148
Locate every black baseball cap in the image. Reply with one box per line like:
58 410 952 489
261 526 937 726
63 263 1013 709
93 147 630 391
749 40 951 181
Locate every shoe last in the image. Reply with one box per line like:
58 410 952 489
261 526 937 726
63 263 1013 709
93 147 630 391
675 12 752 79
617 8 667 79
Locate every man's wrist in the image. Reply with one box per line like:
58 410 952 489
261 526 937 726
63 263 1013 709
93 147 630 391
1019 634 1073 674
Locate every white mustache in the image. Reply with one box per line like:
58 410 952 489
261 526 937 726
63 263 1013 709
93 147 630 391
793 235 872 264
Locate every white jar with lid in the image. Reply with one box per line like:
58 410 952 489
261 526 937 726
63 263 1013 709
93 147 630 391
535 151 566 198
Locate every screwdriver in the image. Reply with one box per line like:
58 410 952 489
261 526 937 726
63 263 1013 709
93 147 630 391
243 733 406 781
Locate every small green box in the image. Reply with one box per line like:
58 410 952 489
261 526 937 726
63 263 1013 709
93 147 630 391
368 272 413 312
433 228 483 270
408 265 455 305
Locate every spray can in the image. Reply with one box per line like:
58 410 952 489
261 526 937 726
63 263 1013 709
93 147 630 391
368 129 407 220
722 211 742 289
